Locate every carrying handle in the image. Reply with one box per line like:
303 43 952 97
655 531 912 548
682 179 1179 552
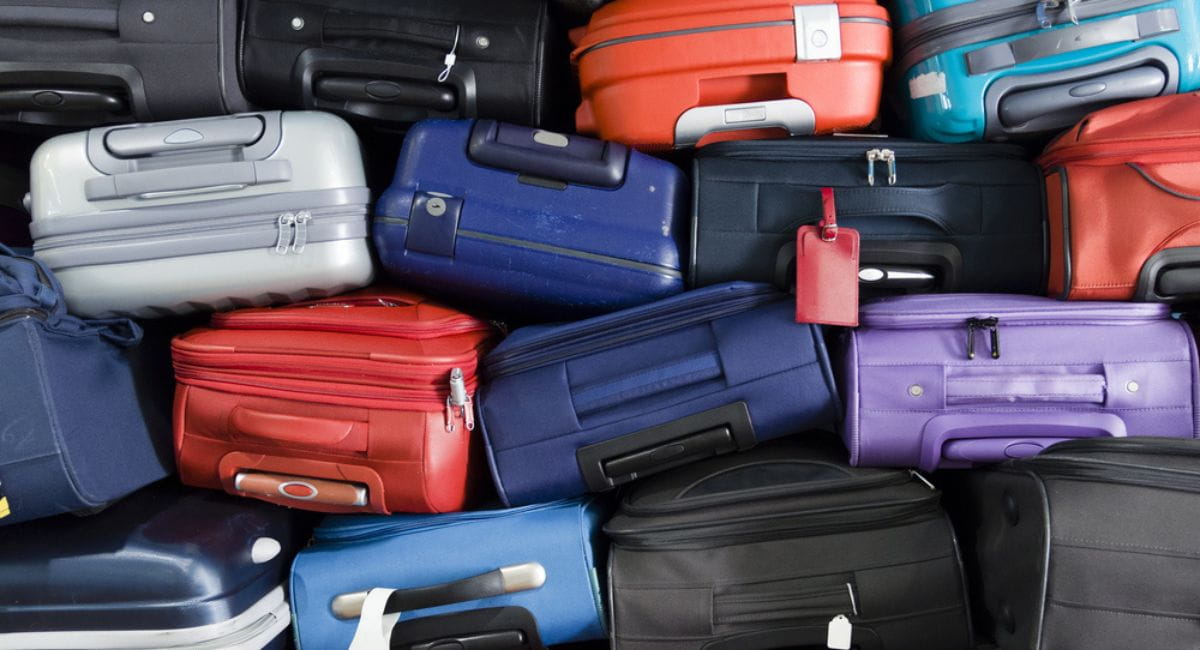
674 99 816 148
333 562 547 620
701 625 884 650
467 120 628 188
999 66 1167 128
103 115 266 158
83 160 291 201
1135 246 1200 302
919 412 1127 471
0 88 125 114
774 241 961 293
314 77 457 112
0 5 117 31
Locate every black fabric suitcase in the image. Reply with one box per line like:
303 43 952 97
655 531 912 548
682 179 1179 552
240 0 566 130
605 438 973 650
0 0 246 129
951 438 1200 650
690 137 1046 295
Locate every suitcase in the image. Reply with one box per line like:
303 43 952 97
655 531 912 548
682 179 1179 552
171 288 498 515
477 282 840 506
0 244 170 527
240 0 566 130
1040 92 1200 302
27 111 375 318
571 0 892 149
0 481 303 650
374 119 686 319
290 497 608 649
691 137 1046 294
0 0 247 130
952 438 1200 649
840 293 1200 470
606 438 973 650
894 0 1200 143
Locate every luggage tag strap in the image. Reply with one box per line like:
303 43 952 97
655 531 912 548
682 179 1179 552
819 187 838 241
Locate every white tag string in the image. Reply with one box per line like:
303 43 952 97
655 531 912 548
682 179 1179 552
347 588 400 650
438 25 462 83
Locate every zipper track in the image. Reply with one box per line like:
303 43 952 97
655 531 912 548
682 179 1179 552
1025 456 1200 492
0 308 48 325
174 367 454 403
485 285 781 378
576 19 794 59
703 138 1026 161
1040 137 1200 168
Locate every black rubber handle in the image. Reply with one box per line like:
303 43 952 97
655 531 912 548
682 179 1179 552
315 76 457 111
409 630 527 650
0 88 125 113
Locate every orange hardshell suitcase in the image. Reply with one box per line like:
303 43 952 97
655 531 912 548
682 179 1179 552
571 0 891 150
1040 93 1200 303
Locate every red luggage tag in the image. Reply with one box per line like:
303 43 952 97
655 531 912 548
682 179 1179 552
795 187 860 327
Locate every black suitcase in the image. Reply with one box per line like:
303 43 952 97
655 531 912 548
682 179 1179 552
0 0 246 129
605 438 973 650
240 0 567 130
690 138 1046 295
951 438 1200 650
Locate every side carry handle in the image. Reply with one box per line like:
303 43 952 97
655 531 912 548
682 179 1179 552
775 241 961 293
103 115 266 158
576 402 756 492
0 88 125 114
332 562 547 620
467 120 628 188
1135 247 1200 303
919 412 1127 471
674 99 816 148
389 607 547 650
314 76 457 112
999 66 1167 128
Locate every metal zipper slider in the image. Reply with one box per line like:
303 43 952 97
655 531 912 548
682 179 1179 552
274 213 295 255
866 149 896 186
1036 0 1079 28
291 211 311 254
909 470 936 490
965 317 1000 360
446 367 475 432
866 149 880 186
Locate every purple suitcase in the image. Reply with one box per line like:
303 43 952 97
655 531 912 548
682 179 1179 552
840 294 1200 470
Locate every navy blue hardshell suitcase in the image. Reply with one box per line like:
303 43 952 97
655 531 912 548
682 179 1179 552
373 119 686 319
476 282 840 506
0 481 306 649
0 244 169 527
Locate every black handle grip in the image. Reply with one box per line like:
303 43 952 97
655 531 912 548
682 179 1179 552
315 76 457 112
467 120 628 188
410 630 527 650
0 88 125 113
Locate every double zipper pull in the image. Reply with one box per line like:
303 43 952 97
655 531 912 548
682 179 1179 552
865 149 897 186
291 211 311 254
966 317 1000 360
274 213 295 255
445 368 475 432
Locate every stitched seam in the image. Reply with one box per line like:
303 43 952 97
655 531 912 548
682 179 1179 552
1047 600 1200 622
1054 536 1200 558
862 359 1189 367
864 406 1188 414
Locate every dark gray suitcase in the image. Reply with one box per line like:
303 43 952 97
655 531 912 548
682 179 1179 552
605 438 973 650
0 0 247 129
952 438 1200 650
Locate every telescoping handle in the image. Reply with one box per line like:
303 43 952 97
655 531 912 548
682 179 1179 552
674 99 816 148
467 120 629 188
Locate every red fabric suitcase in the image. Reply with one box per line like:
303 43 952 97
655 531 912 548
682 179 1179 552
571 0 892 149
171 289 497 515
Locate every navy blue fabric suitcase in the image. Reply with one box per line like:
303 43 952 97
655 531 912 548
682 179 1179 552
374 119 686 319
0 481 305 649
476 282 840 506
0 244 170 527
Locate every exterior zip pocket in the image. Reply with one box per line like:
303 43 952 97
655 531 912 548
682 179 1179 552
714 577 857 628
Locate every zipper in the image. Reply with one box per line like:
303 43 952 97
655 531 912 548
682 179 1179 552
706 138 1025 161
0 308 48 325
445 367 474 432
1024 455 1200 493
608 497 940 549
1040 137 1200 168
211 307 491 338
374 217 683 279
273 210 310 255
714 582 856 627
866 148 897 186
484 284 782 379
575 18 796 60
860 300 1168 329
966 317 1001 360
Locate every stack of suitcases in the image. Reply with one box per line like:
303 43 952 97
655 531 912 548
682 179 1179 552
1 0 1199 649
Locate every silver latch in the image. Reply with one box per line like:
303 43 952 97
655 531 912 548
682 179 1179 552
865 149 896 186
794 4 842 61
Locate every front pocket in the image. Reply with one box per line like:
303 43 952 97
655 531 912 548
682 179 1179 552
713 575 857 628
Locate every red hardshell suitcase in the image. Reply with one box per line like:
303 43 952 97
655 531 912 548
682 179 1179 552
171 289 498 515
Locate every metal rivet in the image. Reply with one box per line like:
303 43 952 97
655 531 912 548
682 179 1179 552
141 10 155 23
1126 380 1140 393
475 35 490 49
291 16 305 30
908 384 924 397
426 198 447 217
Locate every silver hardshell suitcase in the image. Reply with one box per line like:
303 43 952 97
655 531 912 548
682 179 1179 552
28 111 374 318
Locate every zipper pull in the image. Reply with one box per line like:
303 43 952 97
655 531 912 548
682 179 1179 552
909 470 936 490
966 318 978 360
291 211 311 254
446 368 475 432
966 317 1000 360
865 149 880 186
274 213 295 255
880 149 897 185
988 319 1001 359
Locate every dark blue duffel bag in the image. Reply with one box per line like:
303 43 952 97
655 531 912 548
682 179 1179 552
477 282 840 506
373 119 687 320
0 244 170 526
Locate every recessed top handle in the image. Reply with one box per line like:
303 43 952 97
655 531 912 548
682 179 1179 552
104 115 267 158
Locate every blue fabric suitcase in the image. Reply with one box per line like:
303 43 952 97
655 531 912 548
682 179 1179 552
373 119 686 319
477 282 840 506
894 0 1200 142
289 497 608 649
0 244 170 527
0 481 305 649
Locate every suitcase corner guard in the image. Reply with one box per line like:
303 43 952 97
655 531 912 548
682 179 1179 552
576 401 755 492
